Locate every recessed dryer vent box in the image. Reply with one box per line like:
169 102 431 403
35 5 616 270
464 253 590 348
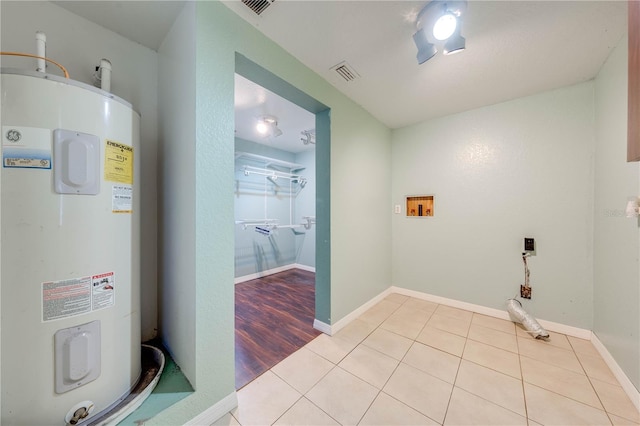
406 195 434 217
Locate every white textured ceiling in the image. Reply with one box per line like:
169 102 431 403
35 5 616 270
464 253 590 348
52 1 186 52
224 0 627 129
54 0 628 137
235 74 316 153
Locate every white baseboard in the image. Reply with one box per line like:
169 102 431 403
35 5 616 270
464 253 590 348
235 264 316 284
294 263 316 273
314 288 395 336
591 333 640 413
313 319 332 335
183 392 238 426
389 286 592 340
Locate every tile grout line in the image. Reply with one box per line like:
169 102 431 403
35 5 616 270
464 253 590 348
570 338 619 425
440 311 472 425
355 303 405 426
515 326 532 425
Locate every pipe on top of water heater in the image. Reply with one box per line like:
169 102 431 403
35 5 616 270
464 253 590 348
36 31 46 72
99 59 111 92
1 31 69 78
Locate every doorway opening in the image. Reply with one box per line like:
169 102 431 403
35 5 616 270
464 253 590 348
233 70 323 389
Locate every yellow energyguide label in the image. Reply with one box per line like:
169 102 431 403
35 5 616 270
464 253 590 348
104 140 133 184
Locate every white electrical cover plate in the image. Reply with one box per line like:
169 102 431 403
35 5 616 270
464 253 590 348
53 129 100 195
54 320 101 394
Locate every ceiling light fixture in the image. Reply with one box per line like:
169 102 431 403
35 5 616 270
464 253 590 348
300 129 316 145
256 115 283 138
413 1 467 64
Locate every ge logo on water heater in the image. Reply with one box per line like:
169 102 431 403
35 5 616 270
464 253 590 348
6 129 21 143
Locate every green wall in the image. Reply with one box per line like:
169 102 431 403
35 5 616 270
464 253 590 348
152 2 391 423
392 82 596 328
593 35 640 390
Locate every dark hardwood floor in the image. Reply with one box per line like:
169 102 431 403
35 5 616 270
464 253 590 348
235 268 321 389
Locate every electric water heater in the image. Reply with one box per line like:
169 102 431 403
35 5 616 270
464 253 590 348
1 68 141 425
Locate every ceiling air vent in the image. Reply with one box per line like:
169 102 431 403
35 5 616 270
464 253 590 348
330 61 360 82
242 0 275 15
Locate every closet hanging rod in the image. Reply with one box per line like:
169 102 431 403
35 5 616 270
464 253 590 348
243 165 307 185
235 151 305 172
235 219 278 230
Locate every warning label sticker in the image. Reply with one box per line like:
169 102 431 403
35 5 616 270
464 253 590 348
42 272 116 322
92 272 115 311
112 185 133 213
104 140 133 184
42 277 92 322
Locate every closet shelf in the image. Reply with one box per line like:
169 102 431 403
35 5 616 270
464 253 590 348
235 218 315 231
242 165 307 187
235 152 305 172
235 219 278 230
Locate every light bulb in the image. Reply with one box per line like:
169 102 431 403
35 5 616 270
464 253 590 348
433 13 457 41
256 121 268 134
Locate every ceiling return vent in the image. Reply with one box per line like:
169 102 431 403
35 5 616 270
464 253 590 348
242 0 275 15
330 61 360 82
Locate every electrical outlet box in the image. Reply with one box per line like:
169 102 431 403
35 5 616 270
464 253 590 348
524 238 535 252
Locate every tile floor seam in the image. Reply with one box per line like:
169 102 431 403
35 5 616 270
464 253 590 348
451 383 531 421
354 388 383 425
585 374 638 423
373 390 442 425
518 351 585 376
562 345 612 414
300 395 344 426
270 357 336 397
525 382 611 417
519 363 610 413
269 394 305 426
515 333 532 424
471 321 518 337
441 326 470 425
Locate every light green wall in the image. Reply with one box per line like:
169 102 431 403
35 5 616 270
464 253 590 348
391 82 596 329
295 149 316 269
157 0 197 390
152 1 391 422
593 35 640 390
234 138 299 278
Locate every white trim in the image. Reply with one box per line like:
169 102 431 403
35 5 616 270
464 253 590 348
317 288 394 335
234 264 316 284
294 263 316 273
389 286 592 339
234 265 296 284
313 319 332 335
591 333 640 413
183 392 238 426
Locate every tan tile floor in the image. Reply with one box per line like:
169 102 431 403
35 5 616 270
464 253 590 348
214 294 640 426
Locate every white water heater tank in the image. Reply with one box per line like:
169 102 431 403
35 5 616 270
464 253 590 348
1 69 141 425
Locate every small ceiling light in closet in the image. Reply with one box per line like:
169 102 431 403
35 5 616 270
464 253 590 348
256 115 282 138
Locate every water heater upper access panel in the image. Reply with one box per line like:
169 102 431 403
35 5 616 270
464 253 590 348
53 129 100 195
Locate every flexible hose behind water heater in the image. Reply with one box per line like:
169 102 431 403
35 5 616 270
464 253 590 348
506 298 549 340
